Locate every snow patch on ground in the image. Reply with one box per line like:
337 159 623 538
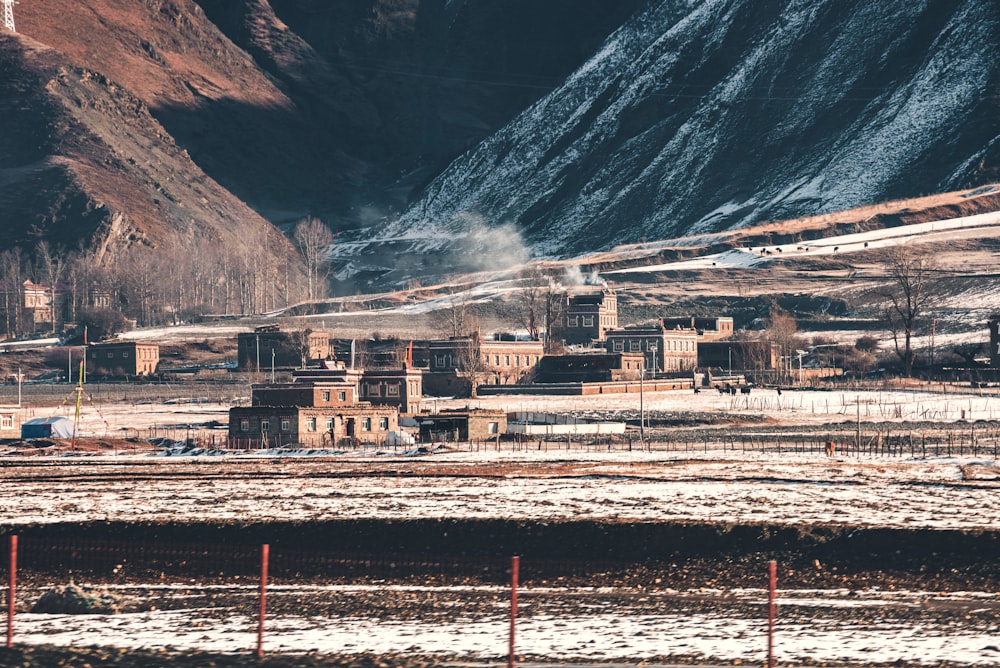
609 210 1000 273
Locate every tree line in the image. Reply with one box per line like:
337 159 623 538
0 217 333 340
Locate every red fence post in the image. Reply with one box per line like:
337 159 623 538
6 535 16 649
257 543 269 658
508 555 519 668
767 559 777 668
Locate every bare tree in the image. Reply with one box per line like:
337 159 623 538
541 280 566 353
438 276 479 339
454 333 489 398
512 267 546 340
293 216 334 302
878 244 935 377
0 249 26 338
764 305 801 383
289 328 314 369
63 243 101 326
34 241 65 334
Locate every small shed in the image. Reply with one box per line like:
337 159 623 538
21 416 75 439
418 409 506 442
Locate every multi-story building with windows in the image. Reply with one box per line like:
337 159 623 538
87 341 160 377
605 322 698 374
560 288 618 345
292 363 423 414
425 334 543 396
237 325 330 370
229 378 399 448
660 316 734 341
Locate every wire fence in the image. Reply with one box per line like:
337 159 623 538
2 534 785 663
85 426 1000 459
3 533 992 665
0 379 248 407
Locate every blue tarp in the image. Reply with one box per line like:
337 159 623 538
21 416 75 439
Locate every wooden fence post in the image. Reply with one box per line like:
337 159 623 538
508 556 519 668
768 559 776 668
257 543 269 658
6 535 15 649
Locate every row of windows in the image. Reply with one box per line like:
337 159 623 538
89 348 157 360
304 416 390 432
0 414 13 429
611 339 696 353
433 354 540 368
314 384 423 403
320 390 349 402
365 382 400 397
482 354 539 367
239 415 391 433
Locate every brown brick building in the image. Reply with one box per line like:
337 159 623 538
605 323 698 374
533 352 645 383
417 408 507 442
237 326 330 370
0 405 20 438
661 316 734 341
292 364 424 414
425 334 543 396
559 288 618 345
87 341 160 377
229 378 399 448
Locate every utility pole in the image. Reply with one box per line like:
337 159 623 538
930 318 937 366
2 0 17 33
639 363 645 444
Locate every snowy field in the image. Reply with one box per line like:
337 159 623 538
3 449 1000 530
9 581 1000 665
606 209 1000 273
8 385 1000 530
5 385 1000 666
40 384 1000 435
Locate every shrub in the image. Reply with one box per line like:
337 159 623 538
78 308 129 342
855 335 880 352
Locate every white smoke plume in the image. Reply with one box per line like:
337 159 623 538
450 212 531 272
562 265 606 287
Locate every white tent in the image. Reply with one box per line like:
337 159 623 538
20 416 75 439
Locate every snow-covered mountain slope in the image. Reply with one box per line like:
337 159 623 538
377 0 1000 262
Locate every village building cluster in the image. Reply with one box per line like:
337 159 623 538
7 280 1000 447
222 287 754 448
0 280 113 335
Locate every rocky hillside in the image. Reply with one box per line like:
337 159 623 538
1 0 999 291
378 0 1000 269
0 0 635 264
0 2 300 272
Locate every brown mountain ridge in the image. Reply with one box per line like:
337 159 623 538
0 0 640 268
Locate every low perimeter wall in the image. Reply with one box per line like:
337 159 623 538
477 377 694 396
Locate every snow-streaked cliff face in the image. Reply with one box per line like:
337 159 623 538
377 0 1000 261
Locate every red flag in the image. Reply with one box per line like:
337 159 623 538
83 325 88 345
